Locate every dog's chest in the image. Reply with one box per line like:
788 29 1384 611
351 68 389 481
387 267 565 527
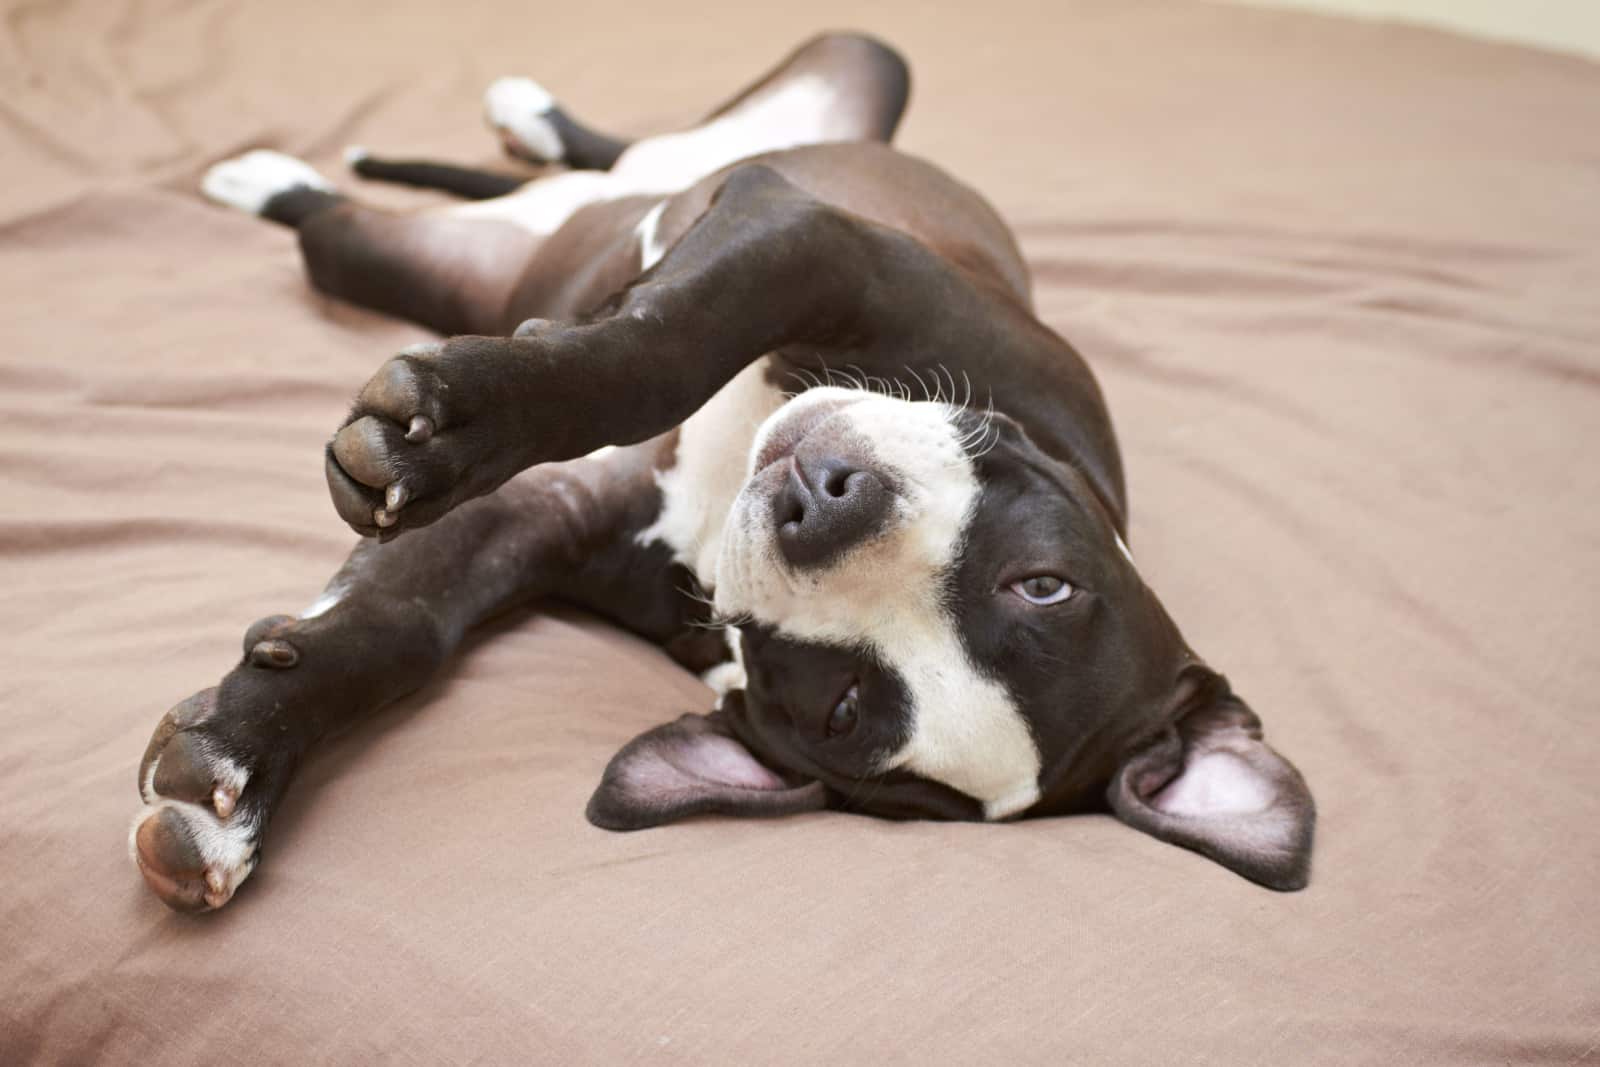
636 358 787 585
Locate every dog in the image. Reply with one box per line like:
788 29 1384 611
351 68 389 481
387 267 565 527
129 33 1315 912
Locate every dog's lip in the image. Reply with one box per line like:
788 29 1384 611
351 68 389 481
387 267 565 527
750 395 865 474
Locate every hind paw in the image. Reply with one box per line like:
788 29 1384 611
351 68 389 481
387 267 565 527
201 149 333 215
484 77 564 163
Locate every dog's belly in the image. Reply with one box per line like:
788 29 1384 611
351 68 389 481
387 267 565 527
636 357 788 587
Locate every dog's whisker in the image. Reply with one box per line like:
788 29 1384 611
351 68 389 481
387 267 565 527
784 368 818 393
903 365 930 402
845 363 884 398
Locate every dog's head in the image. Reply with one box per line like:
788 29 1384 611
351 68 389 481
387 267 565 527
588 387 1314 890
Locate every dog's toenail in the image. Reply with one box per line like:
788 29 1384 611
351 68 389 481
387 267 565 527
249 638 299 669
385 483 409 511
213 785 237 819
204 870 229 908
374 507 397 528
405 415 434 443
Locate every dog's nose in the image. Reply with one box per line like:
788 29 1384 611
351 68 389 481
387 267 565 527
772 454 891 567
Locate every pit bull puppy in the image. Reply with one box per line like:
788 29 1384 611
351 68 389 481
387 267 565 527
130 33 1315 912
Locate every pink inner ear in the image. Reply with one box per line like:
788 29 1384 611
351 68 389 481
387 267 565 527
631 732 789 794
590 712 828 831
1150 750 1275 817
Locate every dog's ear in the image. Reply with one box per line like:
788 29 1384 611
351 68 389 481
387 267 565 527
1107 667 1315 891
587 705 827 830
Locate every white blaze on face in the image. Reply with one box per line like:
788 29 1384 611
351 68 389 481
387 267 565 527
714 388 1043 819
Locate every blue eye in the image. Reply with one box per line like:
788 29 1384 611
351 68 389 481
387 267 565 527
1011 575 1073 605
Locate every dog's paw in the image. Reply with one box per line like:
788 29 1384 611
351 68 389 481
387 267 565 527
484 77 564 163
326 340 534 537
327 343 450 537
129 615 313 913
201 149 333 215
131 687 262 912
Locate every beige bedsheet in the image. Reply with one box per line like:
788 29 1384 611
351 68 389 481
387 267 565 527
3 0 1597 1061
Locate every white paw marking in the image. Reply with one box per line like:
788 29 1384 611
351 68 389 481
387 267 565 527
131 748 257 909
210 755 250 813
201 149 333 215
129 801 260 908
484 76 563 162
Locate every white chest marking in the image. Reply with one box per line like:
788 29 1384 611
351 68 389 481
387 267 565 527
636 359 787 585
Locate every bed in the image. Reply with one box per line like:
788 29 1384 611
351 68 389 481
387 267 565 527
3 0 1596 1060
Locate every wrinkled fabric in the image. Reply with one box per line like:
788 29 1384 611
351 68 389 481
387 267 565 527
2 0 1597 1062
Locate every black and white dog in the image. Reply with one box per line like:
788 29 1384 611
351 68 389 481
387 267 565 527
131 34 1314 912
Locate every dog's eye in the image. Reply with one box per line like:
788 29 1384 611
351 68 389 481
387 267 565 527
1011 575 1073 605
827 685 860 737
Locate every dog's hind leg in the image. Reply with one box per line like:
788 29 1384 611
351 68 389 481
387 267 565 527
483 32 909 184
695 32 910 142
598 32 910 191
202 150 535 336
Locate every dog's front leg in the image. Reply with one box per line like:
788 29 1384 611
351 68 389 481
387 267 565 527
322 162 1034 539
130 456 642 912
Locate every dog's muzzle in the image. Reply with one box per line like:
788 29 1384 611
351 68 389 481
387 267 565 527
714 386 978 624
770 449 892 568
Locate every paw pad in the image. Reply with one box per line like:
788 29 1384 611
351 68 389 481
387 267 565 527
249 639 299 669
243 614 300 669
